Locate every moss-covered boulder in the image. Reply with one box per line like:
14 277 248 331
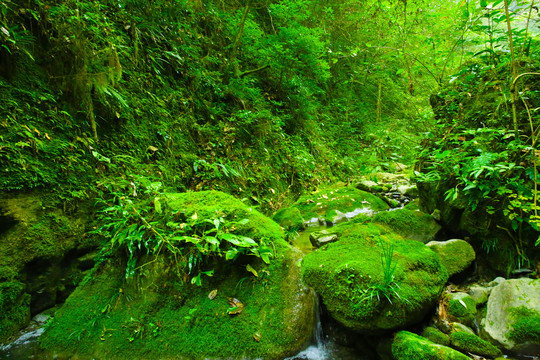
447 292 477 328
422 327 451 346
482 278 540 355
392 331 470 360
293 186 389 225
372 208 441 243
301 223 448 333
272 207 305 231
450 331 502 358
426 239 476 277
40 191 316 360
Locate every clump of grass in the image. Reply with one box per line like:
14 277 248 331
361 241 402 304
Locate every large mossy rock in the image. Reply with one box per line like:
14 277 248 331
301 223 448 333
40 191 316 360
272 207 305 231
426 239 475 277
481 278 540 355
392 331 470 360
293 186 389 225
372 208 441 243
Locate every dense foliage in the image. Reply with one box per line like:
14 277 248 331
416 0 540 271
0 0 472 212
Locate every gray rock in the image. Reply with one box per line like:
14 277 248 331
482 278 540 355
356 180 384 193
397 184 419 197
309 230 339 248
488 277 506 287
468 284 490 305
426 239 475 277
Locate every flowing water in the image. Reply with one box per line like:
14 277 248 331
0 315 49 359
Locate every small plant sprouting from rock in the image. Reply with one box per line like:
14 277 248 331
361 241 402 304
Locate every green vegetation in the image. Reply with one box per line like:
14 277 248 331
301 222 448 333
0 281 30 342
392 331 470 360
449 331 503 358
415 0 540 271
447 293 478 328
40 193 315 360
372 208 441 243
421 327 451 346
508 306 540 345
1 0 540 356
93 185 281 282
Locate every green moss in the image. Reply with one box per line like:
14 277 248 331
0 193 93 275
293 186 389 221
272 207 305 230
449 331 502 357
392 331 470 360
508 306 540 345
40 191 314 359
0 281 31 343
41 248 313 359
447 293 477 327
422 327 450 346
372 208 440 243
166 191 285 246
301 223 448 333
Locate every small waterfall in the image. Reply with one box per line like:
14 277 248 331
286 298 329 360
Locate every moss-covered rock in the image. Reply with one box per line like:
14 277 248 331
422 327 451 346
482 278 540 355
0 193 95 342
0 281 31 342
426 239 475 277
301 223 448 333
293 186 389 224
392 331 470 360
272 207 305 231
372 208 441 243
450 331 502 358
447 293 477 328
40 191 315 360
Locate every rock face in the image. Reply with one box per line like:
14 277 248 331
392 331 470 360
301 223 448 334
373 209 441 243
0 193 95 343
426 239 475 277
40 191 316 360
482 278 540 355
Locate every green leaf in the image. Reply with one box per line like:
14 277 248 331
225 248 240 261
